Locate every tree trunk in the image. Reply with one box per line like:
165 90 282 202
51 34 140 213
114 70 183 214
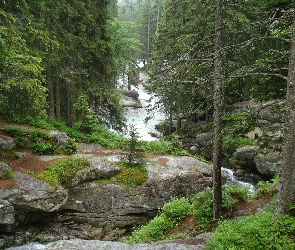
45 1 55 122
147 0 151 64
212 0 223 221
176 95 181 132
46 63 55 122
55 76 61 120
275 10 295 216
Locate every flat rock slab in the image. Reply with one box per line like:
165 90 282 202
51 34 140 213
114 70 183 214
45 239 203 250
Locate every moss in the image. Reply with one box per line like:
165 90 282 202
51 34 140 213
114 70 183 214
115 162 148 187
95 162 148 188
38 157 90 187
4 169 14 179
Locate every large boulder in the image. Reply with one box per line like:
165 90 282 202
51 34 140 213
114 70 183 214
71 160 121 186
10 172 68 213
233 146 257 169
44 238 204 250
254 150 281 177
56 155 212 240
185 133 213 159
0 155 212 246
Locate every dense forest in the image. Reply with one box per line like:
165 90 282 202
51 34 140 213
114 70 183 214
1 0 293 129
1 0 295 221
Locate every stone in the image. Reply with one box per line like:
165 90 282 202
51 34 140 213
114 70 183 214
10 172 68 212
254 150 281 177
72 160 121 186
0 134 15 149
0 162 13 180
0 199 15 225
233 146 257 161
49 131 69 147
44 239 204 250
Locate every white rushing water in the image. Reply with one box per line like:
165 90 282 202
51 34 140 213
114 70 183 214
5 242 49 250
222 167 255 193
124 72 165 141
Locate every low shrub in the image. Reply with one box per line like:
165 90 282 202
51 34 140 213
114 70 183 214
254 175 278 198
192 185 250 230
205 212 295 250
127 185 250 243
3 126 78 155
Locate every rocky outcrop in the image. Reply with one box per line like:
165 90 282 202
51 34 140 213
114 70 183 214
44 238 205 250
187 133 213 160
254 150 281 177
0 153 212 248
57 156 212 241
118 89 142 108
227 99 284 125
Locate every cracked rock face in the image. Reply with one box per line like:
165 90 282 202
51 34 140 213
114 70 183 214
0 199 15 225
0 155 212 247
11 172 68 212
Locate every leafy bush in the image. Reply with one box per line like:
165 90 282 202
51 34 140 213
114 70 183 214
3 126 78 155
221 111 256 155
38 157 89 187
31 142 55 154
4 169 14 179
127 197 190 243
205 212 295 250
162 197 192 219
254 175 278 198
192 185 250 230
127 186 250 243
127 214 177 243
222 134 256 154
139 139 188 156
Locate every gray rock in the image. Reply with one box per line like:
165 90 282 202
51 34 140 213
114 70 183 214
254 151 281 177
233 146 257 161
44 239 203 250
0 199 15 225
185 133 213 159
0 162 13 180
60 156 212 237
49 131 69 147
117 89 140 101
120 95 142 108
11 172 68 212
72 161 121 186
0 134 15 149
195 133 213 147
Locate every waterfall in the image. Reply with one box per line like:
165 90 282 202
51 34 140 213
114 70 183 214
124 72 165 141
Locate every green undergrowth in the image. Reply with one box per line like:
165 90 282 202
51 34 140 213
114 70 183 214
126 185 250 243
3 126 77 155
96 162 148 188
205 212 295 250
126 178 291 249
23 119 191 156
221 111 256 155
38 157 89 187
